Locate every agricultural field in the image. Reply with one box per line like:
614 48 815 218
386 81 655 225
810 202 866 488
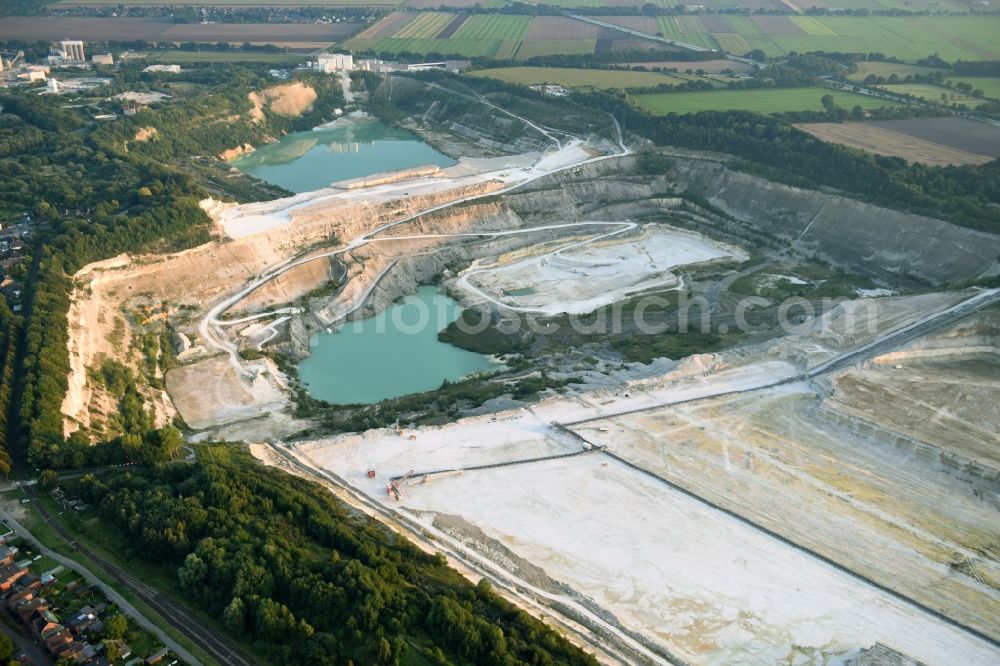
847 60 944 82
468 66 687 89
632 86 900 114
138 49 310 64
794 120 997 166
883 82 977 103
864 116 1000 156
950 77 1000 101
58 0 402 4
345 14 609 58
343 11 1000 62
649 14 1000 61
0 15 360 45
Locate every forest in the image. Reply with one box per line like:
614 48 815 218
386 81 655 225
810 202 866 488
410 70 1000 233
70 448 598 666
0 64 342 470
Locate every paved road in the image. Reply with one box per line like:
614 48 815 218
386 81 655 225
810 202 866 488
0 613 49 665
12 485 256 666
0 506 199 665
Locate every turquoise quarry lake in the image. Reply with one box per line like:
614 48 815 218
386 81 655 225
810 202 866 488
232 120 455 193
299 286 495 405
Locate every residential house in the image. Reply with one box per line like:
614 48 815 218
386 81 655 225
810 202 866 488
5 586 33 610
42 626 73 655
0 562 26 591
146 647 169 664
30 609 61 637
15 596 48 623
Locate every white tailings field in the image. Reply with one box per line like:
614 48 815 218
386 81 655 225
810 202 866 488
295 431 999 666
286 291 1000 666
454 225 745 316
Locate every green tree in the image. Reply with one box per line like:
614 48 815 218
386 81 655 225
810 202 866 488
38 469 59 490
104 613 129 641
0 634 13 661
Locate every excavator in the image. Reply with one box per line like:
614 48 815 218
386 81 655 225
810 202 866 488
387 469 415 501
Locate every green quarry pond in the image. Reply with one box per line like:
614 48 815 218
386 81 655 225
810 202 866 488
299 286 495 405
231 120 455 193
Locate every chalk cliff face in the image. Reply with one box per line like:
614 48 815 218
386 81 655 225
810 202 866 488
662 157 1000 285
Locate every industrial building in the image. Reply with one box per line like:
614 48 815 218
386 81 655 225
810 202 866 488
317 53 352 73
59 40 85 63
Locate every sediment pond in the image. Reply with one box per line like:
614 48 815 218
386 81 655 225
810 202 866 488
299 286 494 405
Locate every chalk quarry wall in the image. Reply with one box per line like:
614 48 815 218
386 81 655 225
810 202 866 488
664 158 1000 285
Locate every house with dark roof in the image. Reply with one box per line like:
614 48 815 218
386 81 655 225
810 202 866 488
0 562 26 591
5 586 33 610
42 626 73 655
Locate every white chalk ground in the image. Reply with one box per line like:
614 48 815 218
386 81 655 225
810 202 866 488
454 226 746 316
288 291 1000 666
298 420 1000 666
203 139 598 241
395 456 999 666
301 410 581 490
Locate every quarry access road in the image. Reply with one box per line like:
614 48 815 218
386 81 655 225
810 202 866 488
199 118 631 371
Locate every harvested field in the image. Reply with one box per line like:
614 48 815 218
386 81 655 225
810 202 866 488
862 117 1000 157
469 66 685 90
711 32 751 55
699 14 733 32
751 15 805 35
393 11 454 39
436 13 469 40
795 121 995 166
493 40 520 59
0 16 359 44
141 50 308 63
524 16 598 40
352 11 417 40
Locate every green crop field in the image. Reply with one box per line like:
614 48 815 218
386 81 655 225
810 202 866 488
343 11 1000 62
883 83 977 102
651 15 1000 61
948 77 1000 101
452 15 531 41
469 66 687 89
633 87 901 115
361 37 502 57
514 39 596 59
847 61 944 82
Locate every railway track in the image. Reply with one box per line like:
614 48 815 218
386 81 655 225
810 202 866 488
22 484 255 666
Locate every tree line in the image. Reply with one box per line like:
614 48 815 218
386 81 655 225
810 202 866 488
72 450 599 665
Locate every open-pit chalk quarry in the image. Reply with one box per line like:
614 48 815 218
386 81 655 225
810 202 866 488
62 94 1000 665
